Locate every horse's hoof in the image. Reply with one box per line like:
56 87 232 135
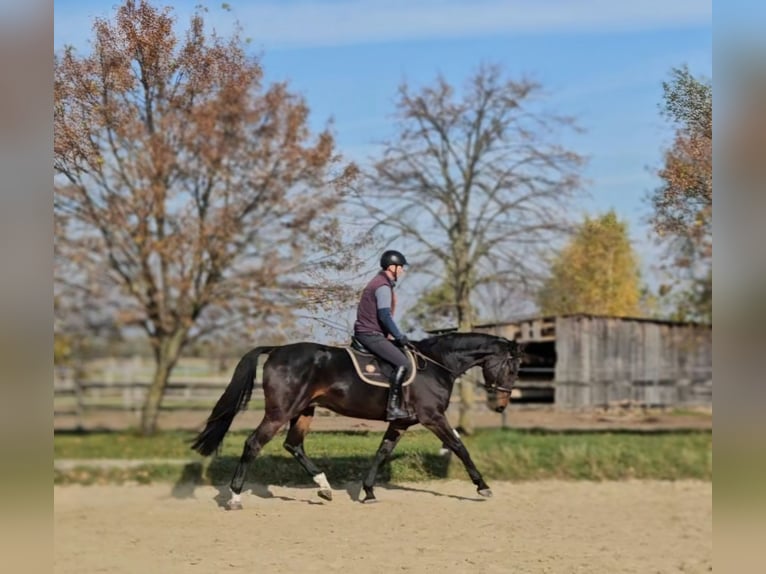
317 489 333 501
227 500 244 511
477 488 493 498
361 489 377 504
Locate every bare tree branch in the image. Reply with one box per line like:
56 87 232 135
353 64 586 330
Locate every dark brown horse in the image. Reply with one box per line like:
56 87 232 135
191 332 522 509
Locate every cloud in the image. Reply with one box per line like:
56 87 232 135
56 0 711 52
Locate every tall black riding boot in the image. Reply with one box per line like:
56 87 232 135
386 366 410 421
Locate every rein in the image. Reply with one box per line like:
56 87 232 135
409 346 456 375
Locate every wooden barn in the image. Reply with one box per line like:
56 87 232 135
434 314 712 409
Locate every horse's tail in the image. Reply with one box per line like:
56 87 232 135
190 346 274 456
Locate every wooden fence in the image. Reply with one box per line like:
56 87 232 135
54 357 245 420
54 378 241 417
53 370 493 418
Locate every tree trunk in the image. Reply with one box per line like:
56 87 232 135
140 329 186 435
456 286 475 435
458 370 475 435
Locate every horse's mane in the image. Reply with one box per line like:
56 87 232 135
416 332 508 355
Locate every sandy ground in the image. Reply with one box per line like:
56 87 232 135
54 480 711 574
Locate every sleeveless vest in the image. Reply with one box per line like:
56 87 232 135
354 272 396 335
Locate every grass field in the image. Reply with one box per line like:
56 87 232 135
54 427 712 485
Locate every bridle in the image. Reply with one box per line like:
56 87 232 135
409 345 517 394
489 356 521 394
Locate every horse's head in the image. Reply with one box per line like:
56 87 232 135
481 339 523 413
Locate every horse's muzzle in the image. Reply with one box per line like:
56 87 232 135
494 405 506 413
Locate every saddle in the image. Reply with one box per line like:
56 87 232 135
346 337 417 387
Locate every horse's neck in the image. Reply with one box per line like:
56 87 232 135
422 333 496 375
451 351 487 375
432 344 487 376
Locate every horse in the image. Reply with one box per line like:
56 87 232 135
190 332 523 509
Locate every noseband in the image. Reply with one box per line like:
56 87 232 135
482 380 516 394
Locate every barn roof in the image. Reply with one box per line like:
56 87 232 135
426 313 711 335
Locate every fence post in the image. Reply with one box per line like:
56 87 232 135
74 376 84 429
122 385 131 411
133 383 143 420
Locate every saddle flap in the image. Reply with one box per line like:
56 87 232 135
345 347 417 387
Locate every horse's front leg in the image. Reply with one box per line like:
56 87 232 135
361 423 408 503
421 415 492 497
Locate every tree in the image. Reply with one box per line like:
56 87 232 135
403 281 480 333
537 211 642 316
54 0 358 434
357 64 585 431
359 64 584 330
649 65 712 322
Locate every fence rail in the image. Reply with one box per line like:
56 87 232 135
54 379 254 416
53 375 529 420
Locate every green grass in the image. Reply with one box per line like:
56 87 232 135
54 428 712 486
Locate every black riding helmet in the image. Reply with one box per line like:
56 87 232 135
380 250 408 269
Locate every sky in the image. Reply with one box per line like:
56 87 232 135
54 0 712 320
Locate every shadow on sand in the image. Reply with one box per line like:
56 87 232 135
170 452 455 505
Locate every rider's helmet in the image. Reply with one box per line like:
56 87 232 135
380 250 408 269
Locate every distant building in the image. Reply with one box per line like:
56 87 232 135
429 314 712 409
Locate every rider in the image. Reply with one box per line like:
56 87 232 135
353 250 411 421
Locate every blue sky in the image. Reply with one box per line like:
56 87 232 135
54 0 712 287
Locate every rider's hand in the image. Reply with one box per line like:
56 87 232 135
396 335 411 348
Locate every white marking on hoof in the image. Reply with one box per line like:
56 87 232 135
312 472 331 491
228 490 243 510
478 488 493 498
318 489 333 501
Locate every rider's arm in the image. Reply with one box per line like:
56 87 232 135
374 286 404 340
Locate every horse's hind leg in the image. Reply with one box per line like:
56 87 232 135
421 415 492 497
282 407 332 501
228 415 286 510
361 423 409 504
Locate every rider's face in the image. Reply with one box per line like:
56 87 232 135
387 265 405 280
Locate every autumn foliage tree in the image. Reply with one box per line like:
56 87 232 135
54 0 357 434
537 211 642 316
650 66 712 322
